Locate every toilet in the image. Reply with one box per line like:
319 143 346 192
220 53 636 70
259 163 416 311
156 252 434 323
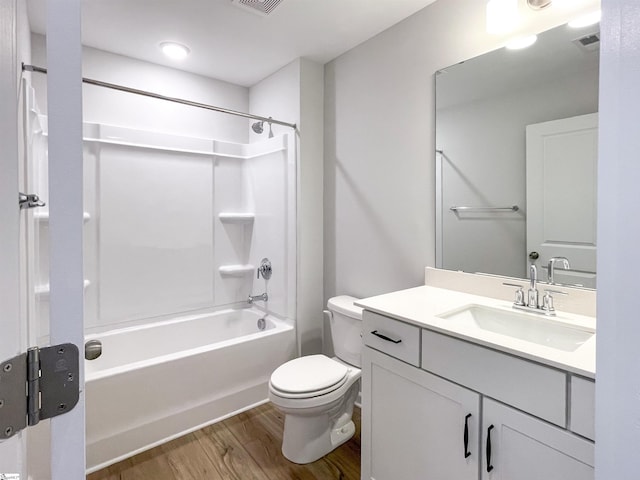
268 295 363 464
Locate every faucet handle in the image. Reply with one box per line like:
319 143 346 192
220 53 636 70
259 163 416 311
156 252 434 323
503 282 526 306
541 289 568 314
257 258 272 280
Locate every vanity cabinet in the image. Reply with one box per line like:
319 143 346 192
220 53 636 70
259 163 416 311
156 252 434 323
361 311 595 480
362 347 480 480
482 399 594 480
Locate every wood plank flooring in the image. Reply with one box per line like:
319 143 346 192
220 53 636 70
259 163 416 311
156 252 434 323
87 403 361 480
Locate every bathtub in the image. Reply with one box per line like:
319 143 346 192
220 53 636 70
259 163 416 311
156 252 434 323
84 307 296 473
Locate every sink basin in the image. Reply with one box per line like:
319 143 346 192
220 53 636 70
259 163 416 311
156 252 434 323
437 304 594 352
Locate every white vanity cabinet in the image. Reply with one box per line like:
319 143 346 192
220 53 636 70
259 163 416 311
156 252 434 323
362 347 480 480
361 311 595 480
482 399 594 480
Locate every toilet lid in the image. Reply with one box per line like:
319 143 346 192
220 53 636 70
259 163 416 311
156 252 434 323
270 354 349 394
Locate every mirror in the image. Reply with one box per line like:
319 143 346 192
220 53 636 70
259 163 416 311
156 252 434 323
435 22 599 288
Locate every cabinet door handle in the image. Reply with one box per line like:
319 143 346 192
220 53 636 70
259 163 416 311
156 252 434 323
463 413 472 458
486 425 495 473
370 330 402 344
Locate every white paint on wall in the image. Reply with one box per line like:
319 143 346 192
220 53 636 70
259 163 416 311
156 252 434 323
249 58 325 355
595 0 640 477
30 34 249 143
324 0 600 300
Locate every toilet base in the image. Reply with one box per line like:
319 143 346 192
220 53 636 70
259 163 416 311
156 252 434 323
282 415 356 464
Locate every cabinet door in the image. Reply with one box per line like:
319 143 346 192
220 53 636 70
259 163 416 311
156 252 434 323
482 398 594 480
362 347 479 480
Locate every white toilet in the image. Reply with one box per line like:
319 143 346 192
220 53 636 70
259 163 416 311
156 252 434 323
268 295 363 464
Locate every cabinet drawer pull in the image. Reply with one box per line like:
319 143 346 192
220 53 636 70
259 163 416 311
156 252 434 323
486 424 495 473
463 413 472 458
371 330 402 344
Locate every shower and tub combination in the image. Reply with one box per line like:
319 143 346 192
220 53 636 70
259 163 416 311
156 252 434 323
22 72 298 472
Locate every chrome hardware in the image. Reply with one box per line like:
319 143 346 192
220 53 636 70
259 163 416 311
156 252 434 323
84 340 103 360
541 289 569 314
0 343 80 438
547 257 571 285
503 282 526 306
529 251 540 260
257 317 266 331
257 258 272 280
528 264 539 308
450 205 519 213
504 269 568 316
248 292 268 304
19 192 46 210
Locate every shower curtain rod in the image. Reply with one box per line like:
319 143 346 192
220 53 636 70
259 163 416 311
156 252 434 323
22 63 297 130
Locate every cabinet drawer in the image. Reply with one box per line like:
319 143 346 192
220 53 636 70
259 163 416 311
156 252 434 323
363 311 420 366
570 376 595 440
422 329 567 427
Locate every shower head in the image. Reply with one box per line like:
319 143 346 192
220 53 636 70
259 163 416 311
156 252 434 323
252 121 264 134
251 118 274 138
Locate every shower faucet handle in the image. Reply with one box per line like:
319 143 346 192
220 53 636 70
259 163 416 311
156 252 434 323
257 258 272 280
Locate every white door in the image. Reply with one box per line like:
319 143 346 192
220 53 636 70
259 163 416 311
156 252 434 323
0 0 86 478
362 347 480 480
526 113 598 287
481 398 594 480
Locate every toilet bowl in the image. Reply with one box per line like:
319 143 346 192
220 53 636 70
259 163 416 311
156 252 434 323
268 295 363 464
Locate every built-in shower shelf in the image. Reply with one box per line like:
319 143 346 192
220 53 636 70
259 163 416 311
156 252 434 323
35 279 91 298
219 265 255 277
218 213 255 223
34 211 91 223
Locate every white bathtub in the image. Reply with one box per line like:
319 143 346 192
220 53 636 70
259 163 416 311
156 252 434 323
84 307 296 473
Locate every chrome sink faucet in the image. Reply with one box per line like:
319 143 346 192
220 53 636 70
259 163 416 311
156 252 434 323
503 265 568 316
547 257 570 285
528 264 539 308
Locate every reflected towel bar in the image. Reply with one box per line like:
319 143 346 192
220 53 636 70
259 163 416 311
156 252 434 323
450 205 519 212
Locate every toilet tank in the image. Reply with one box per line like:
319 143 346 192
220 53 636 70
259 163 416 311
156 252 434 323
327 295 363 368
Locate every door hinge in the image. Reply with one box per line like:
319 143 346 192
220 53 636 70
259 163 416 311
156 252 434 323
19 192 46 209
0 343 79 439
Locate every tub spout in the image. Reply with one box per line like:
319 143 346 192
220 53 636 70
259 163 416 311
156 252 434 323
248 292 268 304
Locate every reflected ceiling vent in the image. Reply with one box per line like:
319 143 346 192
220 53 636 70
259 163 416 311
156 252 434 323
573 33 600 53
232 0 286 16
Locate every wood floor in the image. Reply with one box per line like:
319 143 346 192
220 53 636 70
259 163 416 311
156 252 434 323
87 403 361 480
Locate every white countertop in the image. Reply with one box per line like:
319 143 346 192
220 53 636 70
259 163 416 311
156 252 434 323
356 285 596 379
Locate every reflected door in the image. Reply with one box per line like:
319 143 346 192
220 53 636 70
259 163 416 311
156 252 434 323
526 113 598 287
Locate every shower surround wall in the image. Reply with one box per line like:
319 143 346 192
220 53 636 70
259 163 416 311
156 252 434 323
31 116 294 336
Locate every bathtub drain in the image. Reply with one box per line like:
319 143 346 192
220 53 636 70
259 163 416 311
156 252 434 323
257 317 266 331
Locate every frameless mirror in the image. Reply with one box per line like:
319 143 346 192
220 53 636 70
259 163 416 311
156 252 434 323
435 22 599 288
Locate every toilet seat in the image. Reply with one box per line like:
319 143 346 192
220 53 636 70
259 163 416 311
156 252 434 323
270 355 349 399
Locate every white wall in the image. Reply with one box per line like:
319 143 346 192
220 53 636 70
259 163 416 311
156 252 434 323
249 58 325 355
438 70 598 279
31 34 249 143
324 0 600 300
595 0 640 477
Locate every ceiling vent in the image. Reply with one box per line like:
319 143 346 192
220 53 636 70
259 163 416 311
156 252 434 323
232 0 286 17
573 33 600 53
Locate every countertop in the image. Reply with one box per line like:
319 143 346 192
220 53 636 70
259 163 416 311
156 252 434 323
356 285 596 379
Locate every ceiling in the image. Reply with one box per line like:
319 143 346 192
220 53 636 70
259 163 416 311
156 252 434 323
27 0 438 87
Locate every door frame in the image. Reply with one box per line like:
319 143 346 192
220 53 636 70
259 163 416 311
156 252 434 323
46 0 86 477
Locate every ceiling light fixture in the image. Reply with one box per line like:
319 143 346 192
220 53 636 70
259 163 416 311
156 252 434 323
568 11 601 28
505 34 538 50
486 0 519 34
160 42 190 60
